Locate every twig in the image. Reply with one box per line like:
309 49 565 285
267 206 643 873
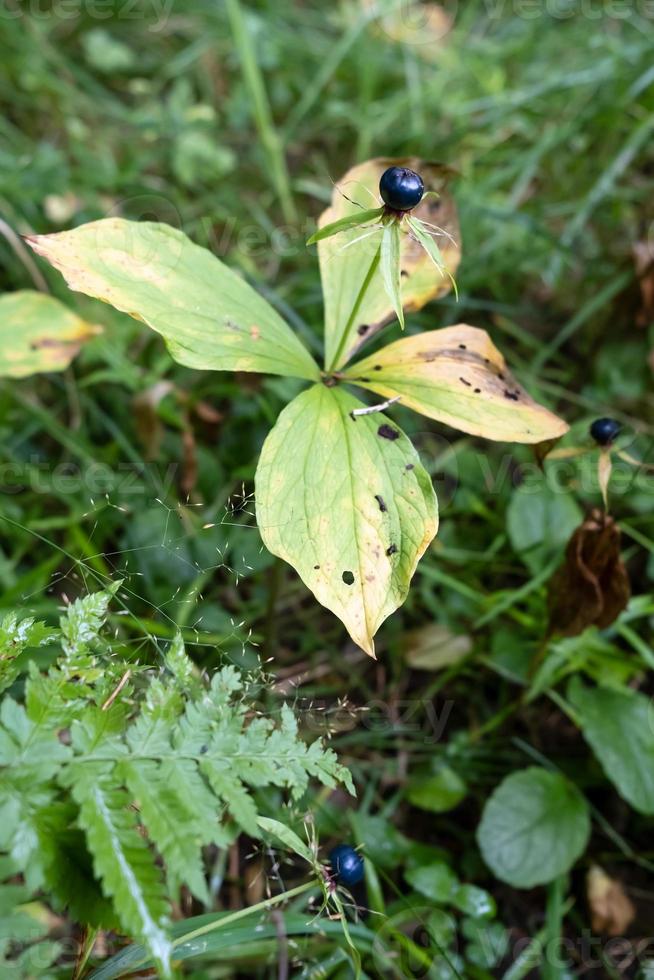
101 669 131 711
0 218 49 292
350 396 400 419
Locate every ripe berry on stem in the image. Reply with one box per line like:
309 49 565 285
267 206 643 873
590 417 621 446
328 844 365 886
379 166 424 212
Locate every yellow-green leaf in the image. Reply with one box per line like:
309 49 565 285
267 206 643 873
343 325 568 443
0 290 100 378
255 384 438 656
26 219 319 382
318 157 460 371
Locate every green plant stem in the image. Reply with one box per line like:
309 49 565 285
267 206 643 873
501 925 548 980
542 875 567 980
327 240 381 371
73 926 98 980
224 0 297 223
172 880 317 949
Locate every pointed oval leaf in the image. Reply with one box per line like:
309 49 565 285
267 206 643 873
344 324 568 443
255 384 438 656
26 219 319 381
317 157 460 370
0 290 101 378
568 679 654 815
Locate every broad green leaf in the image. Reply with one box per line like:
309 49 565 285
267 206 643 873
344 325 569 443
405 861 458 903
26 219 319 381
568 679 654 815
407 765 467 814
380 220 404 328
318 157 460 370
0 291 100 378
477 767 590 888
255 384 438 656
452 884 495 919
307 207 383 245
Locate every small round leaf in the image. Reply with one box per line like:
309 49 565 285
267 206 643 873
477 767 590 888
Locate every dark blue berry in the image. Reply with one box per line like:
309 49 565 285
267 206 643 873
329 844 365 886
379 167 424 212
590 417 621 446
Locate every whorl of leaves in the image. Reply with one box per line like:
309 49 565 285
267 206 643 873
0 588 352 977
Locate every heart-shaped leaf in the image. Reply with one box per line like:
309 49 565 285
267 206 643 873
255 384 438 656
0 291 100 378
343 324 568 443
477 767 590 888
26 219 319 382
317 157 460 371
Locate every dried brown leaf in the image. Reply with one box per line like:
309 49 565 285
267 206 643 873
587 865 636 936
547 509 630 637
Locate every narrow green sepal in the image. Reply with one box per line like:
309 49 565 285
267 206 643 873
380 220 404 329
307 207 384 246
407 216 459 299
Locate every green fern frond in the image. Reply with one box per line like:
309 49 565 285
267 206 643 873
120 759 210 903
68 767 173 978
0 588 353 973
0 616 55 695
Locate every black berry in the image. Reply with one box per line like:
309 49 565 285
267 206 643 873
329 844 365 886
590 417 621 446
379 167 424 212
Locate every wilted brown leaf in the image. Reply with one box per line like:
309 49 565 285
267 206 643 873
547 509 630 637
587 865 635 936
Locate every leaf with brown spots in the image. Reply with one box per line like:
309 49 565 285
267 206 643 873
318 157 460 370
547 509 630 637
255 384 438 656
344 324 568 442
26 219 319 382
0 291 100 378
